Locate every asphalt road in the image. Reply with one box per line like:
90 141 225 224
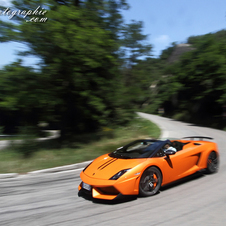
1 113 226 226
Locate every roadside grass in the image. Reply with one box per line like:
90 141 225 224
0 117 160 174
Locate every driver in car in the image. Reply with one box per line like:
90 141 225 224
163 142 177 153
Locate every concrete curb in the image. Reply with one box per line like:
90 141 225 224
0 160 92 179
0 173 19 179
28 160 92 174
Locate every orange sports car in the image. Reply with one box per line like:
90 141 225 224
78 137 219 200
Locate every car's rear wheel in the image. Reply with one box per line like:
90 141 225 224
206 151 219 174
139 166 162 197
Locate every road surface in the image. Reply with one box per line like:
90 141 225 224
0 113 225 226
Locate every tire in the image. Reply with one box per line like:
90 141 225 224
206 151 219 174
139 166 162 197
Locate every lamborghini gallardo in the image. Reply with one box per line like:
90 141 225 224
78 137 219 200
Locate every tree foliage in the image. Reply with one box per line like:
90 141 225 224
120 20 152 66
159 31 226 125
2 0 225 135
0 0 152 137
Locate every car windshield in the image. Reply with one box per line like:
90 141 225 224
109 140 164 159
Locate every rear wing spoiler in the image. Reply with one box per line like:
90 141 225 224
182 136 213 140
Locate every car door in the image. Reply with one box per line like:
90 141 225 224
154 144 201 185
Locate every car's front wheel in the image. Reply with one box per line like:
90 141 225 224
206 151 219 174
139 166 162 197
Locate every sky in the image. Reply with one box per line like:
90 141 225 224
0 0 226 68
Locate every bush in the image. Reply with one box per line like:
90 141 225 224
172 111 191 121
13 139 39 158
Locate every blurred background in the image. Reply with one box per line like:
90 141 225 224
0 0 226 172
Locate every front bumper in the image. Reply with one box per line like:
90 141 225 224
78 171 140 200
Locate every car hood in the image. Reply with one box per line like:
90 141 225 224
83 154 146 180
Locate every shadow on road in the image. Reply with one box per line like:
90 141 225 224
78 190 137 205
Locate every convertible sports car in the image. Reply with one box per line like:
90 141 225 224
78 136 219 200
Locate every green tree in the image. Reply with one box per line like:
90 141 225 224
125 58 164 110
162 32 226 125
121 20 152 67
0 0 131 137
117 20 153 112
0 60 49 133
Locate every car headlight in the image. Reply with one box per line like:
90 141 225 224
110 169 131 180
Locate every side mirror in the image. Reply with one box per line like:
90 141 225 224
165 150 176 157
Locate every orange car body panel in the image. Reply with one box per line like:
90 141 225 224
78 139 219 200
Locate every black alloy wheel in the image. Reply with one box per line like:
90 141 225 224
206 151 219 173
139 166 162 197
